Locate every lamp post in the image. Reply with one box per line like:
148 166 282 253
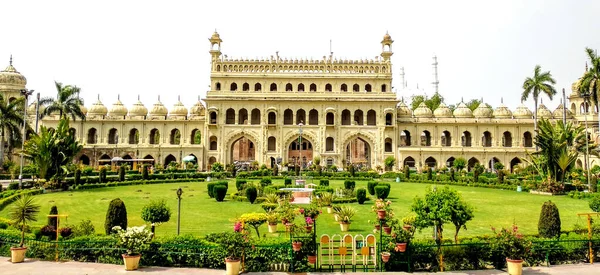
176 187 183 235
19 89 34 190
298 121 303 178
582 93 592 191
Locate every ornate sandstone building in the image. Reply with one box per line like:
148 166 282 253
0 32 597 172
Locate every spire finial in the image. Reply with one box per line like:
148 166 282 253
461 97 464 103
9 55 12 66
501 97 504 104
97 94 100 101
118 94 120 101
158 95 160 102
178 95 181 102
541 98 543 104
198 95 200 101
401 96 404 103
137 95 140 101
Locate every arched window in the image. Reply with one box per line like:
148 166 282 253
284 109 293 125
87 128 97 144
170 129 181 144
79 155 90 165
326 137 334 151
341 84 348 92
209 112 217 124
441 131 451 146
353 84 360 92
226 108 235 124
268 136 276 151
425 157 437 168
400 130 411 146
238 109 248 124
482 131 492 147
309 109 318 125
286 83 293 91
404 156 415 167
268 112 276 125
251 109 260 125
385 138 393 152
215 82 221 91
341 110 351 125
385 113 392 125
108 128 118 144
523 131 533 147
270 83 277 91
503 131 513 147
367 110 376 125
296 109 306 125
254 83 262 91
365 84 372 92
421 131 431 146
149 129 160 144
209 136 217 150
326 112 334 125
298 83 305 92
381 84 387 92
190 129 201 144
242 83 249 91
309 83 317 92
230 83 238 91
128 129 139 144
354 110 364 125
462 131 472 147
325 84 332 92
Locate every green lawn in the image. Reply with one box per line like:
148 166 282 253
0 179 592 240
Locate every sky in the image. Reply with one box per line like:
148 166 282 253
1 0 599 112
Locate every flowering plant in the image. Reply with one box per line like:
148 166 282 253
371 199 392 213
221 221 250 260
112 225 153 256
490 224 532 260
305 216 314 226
299 204 321 219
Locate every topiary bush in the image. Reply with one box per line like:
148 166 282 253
260 177 272 186
99 167 107 183
590 194 600 212
404 165 410 179
272 165 279 176
214 185 227 202
284 178 292 186
207 182 217 198
119 165 126 182
374 185 390 199
141 200 172 236
48 205 58 226
142 164 149 180
450 168 455 182
59 227 73 238
74 169 81 185
427 167 433 181
235 179 247 191
217 180 229 190
319 179 329 186
356 188 367 204
344 180 355 191
246 186 258 204
41 225 56 238
538 200 561 238
104 198 127 235
367 181 378 195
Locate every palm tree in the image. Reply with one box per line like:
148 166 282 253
578 48 600 130
9 194 40 247
521 65 557 138
39 81 85 121
0 95 25 169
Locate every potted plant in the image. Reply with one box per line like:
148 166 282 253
372 199 393 220
266 211 279 233
9 194 41 263
336 206 357 232
112 225 153 270
381 252 391 263
390 227 413 253
332 205 342 222
219 222 248 275
304 216 314 233
305 237 317 264
491 224 531 275
318 192 334 213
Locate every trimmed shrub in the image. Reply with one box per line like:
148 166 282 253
590 194 600 212
538 201 561 238
344 180 355 190
141 200 172 226
272 165 278 176
235 179 247 191
450 168 455 182
104 198 127 235
59 227 73 238
367 181 378 195
217 180 229 190
99 167 107 183
261 203 278 212
119 165 126 182
142 164 149 180
207 182 217 198
375 185 390 199
48 205 58 226
74 169 81 185
284 178 292 186
260 177 272 186
404 165 410 179
356 188 367 204
41 225 56 238
319 179 329 186
246 186 258 204
349 165 355 177
214 185 227 202
427 167 433 181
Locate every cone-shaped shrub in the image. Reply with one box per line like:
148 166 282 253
246 186 258 204
48 205 58 226
214 185 227 202
538 200 561 238
367 181 378 195
357 188 367 204
104 198 127 235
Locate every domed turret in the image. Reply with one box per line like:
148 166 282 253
413 102 433 118
552 103 574 119
88 97 108 116
473 103 493 118
108 97 128 117
433 103 453 118
169 97 188 117
453 102 473 118
513 104 533 119
149 97 168 117
0 56 27 89
537 103 553 119
189 98 206 116
396 101 412 118
128 97 148 117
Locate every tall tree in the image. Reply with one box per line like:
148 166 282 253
521 65 557 138
411 92 445 111
578 48 600 130
0 95 25 169
465 99 482 111
39 81 85 121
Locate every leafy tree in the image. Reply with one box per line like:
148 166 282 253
0 95 25 170
578 48 600 130
211 162 223 172
411 92 445 111
454 158 466 172
538 201 561 238
521 65 557 135
465 99 482 111
384 156 396 171
141 200 171 236
9 194 41 247
473 163 484 182
104 198 127 235
48 205 58 226
39 81 85 121
589 194 600 212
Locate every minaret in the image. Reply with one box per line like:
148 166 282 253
400 67 406 89
380 32 393 62
432 55 439 94
209 30 222 71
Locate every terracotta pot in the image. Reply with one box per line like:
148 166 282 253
326 207 333 214
122 254 141 271
395 243 407 252
377 210 387 220
305 225 313 233
292 242 302 252
307 255 317 264
381 252 391 263
506 258 523 275
374 224 381 231
383 226 392 234
403 225 412 231
10 247 27 263
340 222 350 232
268 223 278 233
225 258 241 275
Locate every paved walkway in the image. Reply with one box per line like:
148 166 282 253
1 257 599 274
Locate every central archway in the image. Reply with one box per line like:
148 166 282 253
345 137 371 169
288 138 313 169
231 136 256 164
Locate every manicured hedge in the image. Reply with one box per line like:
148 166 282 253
0 189 44 211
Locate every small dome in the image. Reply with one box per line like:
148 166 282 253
513 104 533 119
493 103 513 118
396 101 412 118
211 31 221 40
149 100 168 116
128 100 148 116
0 58 27 87
433 103 453 118
473 103 493 118
552 103 574 119
453 102 473 118
169 100 188 116
190 100 206 116
537 103 553 119
88 99 108 116
108 99 128 116
382 32 393 43
413 102 433 118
